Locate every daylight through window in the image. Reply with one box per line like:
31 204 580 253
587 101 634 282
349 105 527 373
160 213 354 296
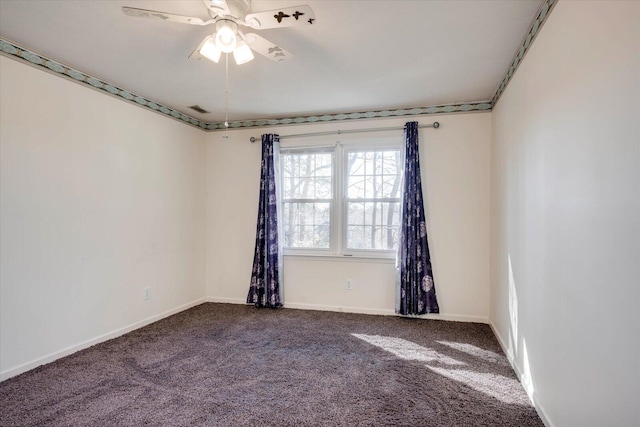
282 151 333 248
345 149 401 250
281 144 402 257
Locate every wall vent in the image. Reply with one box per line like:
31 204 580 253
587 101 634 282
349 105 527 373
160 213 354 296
189 105 210 114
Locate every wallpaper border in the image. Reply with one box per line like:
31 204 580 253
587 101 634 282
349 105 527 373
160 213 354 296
0 39 210 131
491 0 556 105
0 0 555 132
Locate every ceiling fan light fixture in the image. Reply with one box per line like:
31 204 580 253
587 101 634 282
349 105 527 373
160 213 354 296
199 35 221 63
215 20 237 53
233 41 254 65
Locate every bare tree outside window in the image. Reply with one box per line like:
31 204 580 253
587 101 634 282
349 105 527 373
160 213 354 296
281 146 401 254
281 152 332 248
346 149 401 250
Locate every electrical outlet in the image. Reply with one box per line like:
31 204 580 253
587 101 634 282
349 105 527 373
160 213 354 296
346 279 353 290
144 287 151 300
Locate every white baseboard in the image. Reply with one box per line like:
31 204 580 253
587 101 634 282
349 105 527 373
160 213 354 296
206 296 488 323
418 313 488 323
207 296 246 304
0 297 206 382
488 320 554 427
284 301 397 316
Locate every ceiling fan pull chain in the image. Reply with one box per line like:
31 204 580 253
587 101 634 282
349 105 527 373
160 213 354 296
225 52 229 130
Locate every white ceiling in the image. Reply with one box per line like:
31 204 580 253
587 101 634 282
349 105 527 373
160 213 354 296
0 0 543 123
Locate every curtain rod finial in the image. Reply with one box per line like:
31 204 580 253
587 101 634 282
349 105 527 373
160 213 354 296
250 136 257 143
433 122 440 128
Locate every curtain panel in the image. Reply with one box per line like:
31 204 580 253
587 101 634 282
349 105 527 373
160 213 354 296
247 134 283 308
396 122 439 315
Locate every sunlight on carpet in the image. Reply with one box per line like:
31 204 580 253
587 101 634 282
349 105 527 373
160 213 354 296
352 333 529 405
436 341 508 366
351 334 465 366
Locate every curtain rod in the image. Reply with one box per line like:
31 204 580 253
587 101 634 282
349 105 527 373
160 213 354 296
248 121 440 143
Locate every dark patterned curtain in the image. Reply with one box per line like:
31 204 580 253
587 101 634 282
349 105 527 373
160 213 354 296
247 134 283 308
396 122 439 315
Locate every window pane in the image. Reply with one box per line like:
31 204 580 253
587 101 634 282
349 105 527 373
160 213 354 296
283 147 400 253
315 177 331 198
363 201 376 227
282 151 333 249
347 225 365 249
316 154 332 176
364 152 375 179
347 201 398 249
347 149 401 200
315 224 330 247
347 202 365 226
347 174 365 198
345 148 401 251
364 176 375 199
282 201 330 248
282 152 332 200
382 175 401 198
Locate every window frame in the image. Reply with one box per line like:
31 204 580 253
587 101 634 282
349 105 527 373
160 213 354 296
280 138 403 260
280 146 336 256
341 144 403 258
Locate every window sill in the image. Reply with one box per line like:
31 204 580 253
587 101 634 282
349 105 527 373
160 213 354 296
283 253 396 264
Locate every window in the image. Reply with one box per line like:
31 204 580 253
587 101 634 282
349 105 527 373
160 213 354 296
281 143 402 257
281 150 333 249
345 149 401 251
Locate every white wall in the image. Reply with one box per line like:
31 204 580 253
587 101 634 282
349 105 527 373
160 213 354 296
490 2 640 426
0 56 207 379
206 113 492 321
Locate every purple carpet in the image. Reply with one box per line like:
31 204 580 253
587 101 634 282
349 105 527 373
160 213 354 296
0 303 543 426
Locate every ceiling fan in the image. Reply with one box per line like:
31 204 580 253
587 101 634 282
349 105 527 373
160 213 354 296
122 0 315 65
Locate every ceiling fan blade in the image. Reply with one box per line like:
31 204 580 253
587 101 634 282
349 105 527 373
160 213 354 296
202 0 231 18
188 36 209 61
244 5 315 29
243 33 294 63
121 6 213 26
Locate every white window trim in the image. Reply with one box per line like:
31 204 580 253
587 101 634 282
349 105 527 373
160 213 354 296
281 138 403 260
340 143 402 258
280 147 335 256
